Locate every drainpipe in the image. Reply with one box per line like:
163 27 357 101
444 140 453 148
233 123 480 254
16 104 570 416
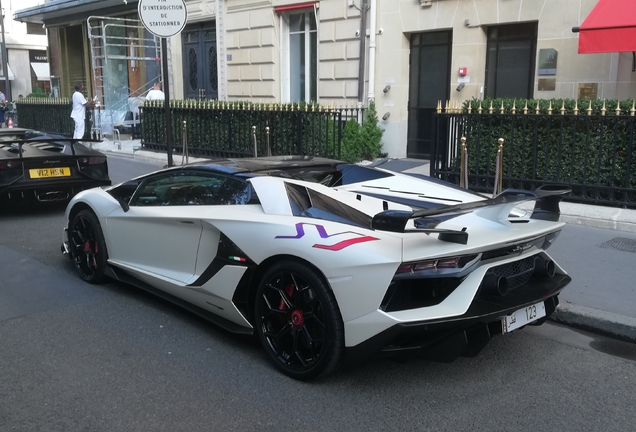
0 1 10 101
366 0 377 103
357 0 368 111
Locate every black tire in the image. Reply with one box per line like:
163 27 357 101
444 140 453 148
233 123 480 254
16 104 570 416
254 261 345 380
68 209 108 284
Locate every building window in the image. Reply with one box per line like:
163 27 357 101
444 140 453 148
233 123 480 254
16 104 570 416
485 23 537 99
26 23 46 35
281 10 317 102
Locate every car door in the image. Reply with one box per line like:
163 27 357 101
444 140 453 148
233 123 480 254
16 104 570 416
105 172 228 285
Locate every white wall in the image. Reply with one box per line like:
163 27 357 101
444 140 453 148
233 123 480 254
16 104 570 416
4 0 48 98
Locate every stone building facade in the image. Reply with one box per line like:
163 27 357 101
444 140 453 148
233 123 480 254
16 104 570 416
173 0 633 158
15 0 634 158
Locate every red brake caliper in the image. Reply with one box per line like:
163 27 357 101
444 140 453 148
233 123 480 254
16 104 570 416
279 283 295 310
83 241 98 268
280 283 305 328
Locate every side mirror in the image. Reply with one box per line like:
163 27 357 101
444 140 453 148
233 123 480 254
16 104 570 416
117 197 130 212
108 179 139 212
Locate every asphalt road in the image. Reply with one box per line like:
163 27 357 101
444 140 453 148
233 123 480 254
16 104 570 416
1 155 636 431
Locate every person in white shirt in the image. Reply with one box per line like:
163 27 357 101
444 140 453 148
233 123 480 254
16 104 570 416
145 82 165 101
70 83 95 139
0 90 6 128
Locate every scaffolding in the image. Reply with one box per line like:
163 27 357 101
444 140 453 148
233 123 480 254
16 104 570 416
87 16 168 137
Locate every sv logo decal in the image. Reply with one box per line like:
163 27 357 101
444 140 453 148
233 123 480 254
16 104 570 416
276 223 379 251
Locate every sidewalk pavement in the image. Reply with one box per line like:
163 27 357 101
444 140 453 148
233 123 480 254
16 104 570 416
92 137 636 343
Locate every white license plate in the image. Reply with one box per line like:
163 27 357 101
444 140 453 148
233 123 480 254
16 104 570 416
502 301 546 333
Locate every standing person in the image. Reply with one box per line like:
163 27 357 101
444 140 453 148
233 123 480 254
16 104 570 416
70 83 95 139
145 81 165 101
0 90 6 128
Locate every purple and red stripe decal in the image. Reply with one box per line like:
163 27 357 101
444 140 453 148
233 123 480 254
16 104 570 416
276 223 378 251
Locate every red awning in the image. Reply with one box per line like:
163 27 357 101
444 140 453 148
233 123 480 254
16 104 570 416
575 0 636 53
273 2 316 12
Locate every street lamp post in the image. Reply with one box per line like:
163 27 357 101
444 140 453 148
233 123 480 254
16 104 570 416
0 0 10 101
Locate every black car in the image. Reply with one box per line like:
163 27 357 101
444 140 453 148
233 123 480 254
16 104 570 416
0 128 111 205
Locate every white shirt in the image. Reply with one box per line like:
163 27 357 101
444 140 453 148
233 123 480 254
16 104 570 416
146 89 165 101
71 91 88 122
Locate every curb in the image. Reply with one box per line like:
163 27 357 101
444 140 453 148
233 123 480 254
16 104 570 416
134 150 209 165
559 202 636 233
550 301 636 342
101 147 209 166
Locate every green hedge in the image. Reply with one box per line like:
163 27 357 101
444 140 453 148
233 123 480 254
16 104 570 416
141 100 367 160
456 98 636 193
15 98 74 136
340 101 384 163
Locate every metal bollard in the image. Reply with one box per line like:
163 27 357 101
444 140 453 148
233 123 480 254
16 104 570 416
265 126 271 156
493 138 504 197
182 120 189 165
252 125 258 157
460 136 468 189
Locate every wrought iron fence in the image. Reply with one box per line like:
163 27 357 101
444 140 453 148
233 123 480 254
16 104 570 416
141 100 363 159
432 104 636 209
15 99 75 137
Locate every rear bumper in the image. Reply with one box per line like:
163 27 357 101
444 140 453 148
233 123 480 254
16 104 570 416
0 178 111 203
345 273 571 364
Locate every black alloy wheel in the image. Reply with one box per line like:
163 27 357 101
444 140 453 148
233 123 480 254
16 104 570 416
69 209 108 284
255 261 344 380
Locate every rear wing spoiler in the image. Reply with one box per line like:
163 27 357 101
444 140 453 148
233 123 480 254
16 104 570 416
8 137 102 158
371 185 570 244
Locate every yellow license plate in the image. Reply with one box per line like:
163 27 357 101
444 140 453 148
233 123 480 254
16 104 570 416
29 167 71 179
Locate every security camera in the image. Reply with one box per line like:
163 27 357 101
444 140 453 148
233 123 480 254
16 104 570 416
456 82 465 92
383 85 391 93
382 112 390 121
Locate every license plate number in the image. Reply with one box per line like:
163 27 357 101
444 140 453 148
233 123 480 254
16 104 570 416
29 167 71 178
502 301 546 333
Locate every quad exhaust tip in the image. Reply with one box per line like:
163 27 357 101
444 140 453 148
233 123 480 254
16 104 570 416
481 257 556 297
534 257 556 278
37 191 69 202
481 274 509 297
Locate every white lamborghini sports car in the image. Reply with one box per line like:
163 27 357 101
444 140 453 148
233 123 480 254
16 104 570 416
62 156 571 379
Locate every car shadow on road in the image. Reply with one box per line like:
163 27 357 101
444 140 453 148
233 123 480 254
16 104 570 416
0 200 68 217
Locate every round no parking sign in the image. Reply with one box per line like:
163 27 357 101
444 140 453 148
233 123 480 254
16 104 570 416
138 0 188 38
